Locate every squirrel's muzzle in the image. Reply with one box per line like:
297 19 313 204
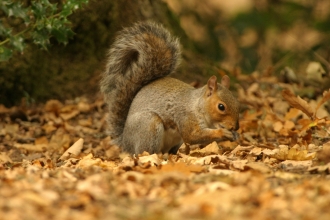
234 120 239 131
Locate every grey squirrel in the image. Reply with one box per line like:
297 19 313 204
100 21 240 155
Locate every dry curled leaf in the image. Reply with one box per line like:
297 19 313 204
0 152 13 163
44 100 63 114
59 138 84 160
138 154 161 166
14 143 46 152
274 145 316 161
314 89 330 118
245 162 271 173
147 161 205 176
190 142 220 156
282 89 314 119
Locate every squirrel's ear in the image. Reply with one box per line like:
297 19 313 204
207 76 218 96
221 75 230 89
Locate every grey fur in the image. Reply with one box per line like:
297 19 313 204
101 22 240 155
100 22 181 146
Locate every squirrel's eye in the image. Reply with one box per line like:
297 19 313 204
218 104 225 111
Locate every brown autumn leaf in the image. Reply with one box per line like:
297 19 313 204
147 161 205 176
188 155 230 166
59 138 84 160
14 143 47 152
273 121 283 132
138 154 161 166
273 145 316 161
244 162 271 173
280 160 312 172
34 136 48 145
314 89 330 118
281 89 314 118
60 109 80 121
284 120 295 130
190 141 220 156
0 104 10 114
42 123 57 134
231 160 248 170
44 100 63 114
0 152 13 163
287 148 316 161
284 108 302 120
76 153 112 169
77 101 91 113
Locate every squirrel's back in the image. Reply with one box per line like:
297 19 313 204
100 22 181 144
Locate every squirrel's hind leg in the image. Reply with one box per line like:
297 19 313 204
122 112 165 154
168 144 181 154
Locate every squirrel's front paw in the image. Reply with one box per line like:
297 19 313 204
222 129 239 141
232 131 239 141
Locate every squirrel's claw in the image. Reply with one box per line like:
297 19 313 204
232 131 239 141
222 129 239 141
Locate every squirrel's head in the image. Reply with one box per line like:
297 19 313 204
203 75 240 131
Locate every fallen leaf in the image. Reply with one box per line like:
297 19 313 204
78 118 93 127
274 145 316 161
59 138 84 160
4 124 19 135
42 123 57 134
14 143 46 152
306 62 325 83
262 148 278 157
76 174 107 199
280 160 312 171
44 100 63 114
76 153 103 168
77 101 91 113
138 154 161 166
245 162 271 173
194 181 231 195
231 160 248 170
274 171 303 181
148 162 205 176
189 155 230 166
287 148 316 161
308 163 330 174
282 89 314 119
283 120 295 130
120 156 136 168
201 142 221 154
316 141 330 163
35 136 48 145
190 142 220 156
314 89 330 118
273 121 283 132
0 152 12 163
60 109 80 121
285 108 302 120
0 104 10 114
21 191 53 207
249 147 263 156
208 167 236 175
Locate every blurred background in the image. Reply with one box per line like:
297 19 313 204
1 0 329 106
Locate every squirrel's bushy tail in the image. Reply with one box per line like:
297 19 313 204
100 21 181 143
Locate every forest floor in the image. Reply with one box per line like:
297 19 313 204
1 70 330 220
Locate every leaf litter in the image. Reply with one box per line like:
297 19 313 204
1 70 330 219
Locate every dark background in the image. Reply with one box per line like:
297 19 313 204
1 0 329 106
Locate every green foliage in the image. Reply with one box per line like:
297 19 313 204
0 0 88 61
